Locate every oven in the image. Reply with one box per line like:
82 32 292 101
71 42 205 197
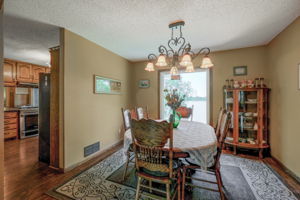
19 108 39 139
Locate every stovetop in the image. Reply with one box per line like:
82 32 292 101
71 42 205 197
18 105 38 109
18 106 39 113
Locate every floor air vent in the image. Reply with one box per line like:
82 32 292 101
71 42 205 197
84 142 100 157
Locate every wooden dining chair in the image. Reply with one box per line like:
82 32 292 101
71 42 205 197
215 107 225 140
121 108 138 131
176 106 194 121
121 108 136 181
181 112 231 200
131 119 181 200
136 106 149 120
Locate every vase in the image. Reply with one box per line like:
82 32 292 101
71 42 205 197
169 110 181 128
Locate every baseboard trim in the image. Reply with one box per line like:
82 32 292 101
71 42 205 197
271 155 300 184
49 165 64 173
63 140 123 173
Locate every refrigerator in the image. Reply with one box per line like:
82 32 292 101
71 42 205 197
39 73 50 164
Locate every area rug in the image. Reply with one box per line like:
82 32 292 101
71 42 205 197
47 149 299 200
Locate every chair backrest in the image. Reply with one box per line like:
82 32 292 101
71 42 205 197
136 106 149 120
176 106 194 121
215 107 225 140
214 112 231 165
131 119 174 178
121 108 137 131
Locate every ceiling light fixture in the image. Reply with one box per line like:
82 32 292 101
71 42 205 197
145 20 214 74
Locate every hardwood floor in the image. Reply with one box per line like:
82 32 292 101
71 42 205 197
4 137 121 200
4 137 300 200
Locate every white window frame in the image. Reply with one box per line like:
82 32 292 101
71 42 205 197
159 68 210 124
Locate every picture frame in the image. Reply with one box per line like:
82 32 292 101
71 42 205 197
138 79 150 88
233 66 248 76
94 75 121 94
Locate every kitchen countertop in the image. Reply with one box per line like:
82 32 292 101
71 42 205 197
4 107 20 112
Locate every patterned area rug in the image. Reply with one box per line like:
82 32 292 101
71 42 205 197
47 149 299 200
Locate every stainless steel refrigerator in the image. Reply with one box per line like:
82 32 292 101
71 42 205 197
39 73 50 164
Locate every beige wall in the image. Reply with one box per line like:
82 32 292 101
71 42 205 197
63 30 133 168
132 19 300 177
0 2 4 199
61 18 300 177
132 46 268 124
266 17 300 177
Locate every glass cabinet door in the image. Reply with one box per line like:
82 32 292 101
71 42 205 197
224 90 234 142
238 90 258 145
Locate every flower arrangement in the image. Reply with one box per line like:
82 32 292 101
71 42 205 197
164 89 186 127
164 89 186 110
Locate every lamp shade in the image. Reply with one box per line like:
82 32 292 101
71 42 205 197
179 53 192 66
201 56 214 68
170 66 179 75
155 54 168 67
185 63 195 72
145 62 155 72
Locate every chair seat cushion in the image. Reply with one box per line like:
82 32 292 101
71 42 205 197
141 159 180 177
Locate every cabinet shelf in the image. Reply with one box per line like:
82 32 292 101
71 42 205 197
242 102 257 104
224 141 270 149
240 128 257 131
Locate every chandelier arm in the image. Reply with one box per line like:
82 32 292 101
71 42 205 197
164 50 174 66
148 54 157 61
158 45 169 55
166 49 174 57
191 47 211 60
179 43 191 56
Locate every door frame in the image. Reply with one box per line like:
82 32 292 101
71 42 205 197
158 68 211 123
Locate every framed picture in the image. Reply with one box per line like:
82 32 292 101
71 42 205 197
94 75 121 94
233 66 247 76
298 64 300 90
138 80 150 88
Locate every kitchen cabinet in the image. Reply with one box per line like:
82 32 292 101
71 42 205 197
32 65 46 83
3 59 49 85
4 60 17 86
16 62 32 83
45 67 51 73
4 111 19 140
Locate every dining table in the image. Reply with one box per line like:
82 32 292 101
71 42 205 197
124 120 218 169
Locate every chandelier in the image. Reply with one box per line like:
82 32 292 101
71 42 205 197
145 20 214 74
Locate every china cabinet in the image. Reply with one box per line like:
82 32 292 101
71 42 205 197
224 88 270 158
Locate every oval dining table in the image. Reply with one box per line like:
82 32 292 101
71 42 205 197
124 120 218 169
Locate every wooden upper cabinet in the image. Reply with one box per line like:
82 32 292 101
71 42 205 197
4 59 17 86
16 62 32 83
4 59 49 84
32 65 46 83
45 67 51 73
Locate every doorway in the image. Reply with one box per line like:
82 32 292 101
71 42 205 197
159 69 210 123
3 14 61 199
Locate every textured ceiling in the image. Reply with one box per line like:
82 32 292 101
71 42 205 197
4 0 300 62
3 15 59 66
